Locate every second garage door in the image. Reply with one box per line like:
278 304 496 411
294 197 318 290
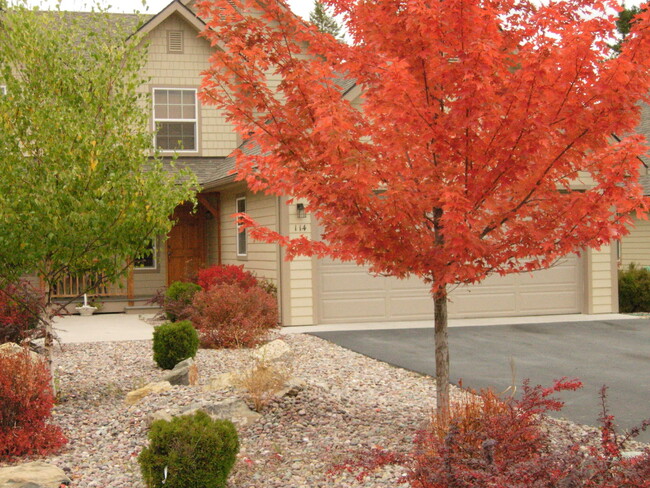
316 255 582 323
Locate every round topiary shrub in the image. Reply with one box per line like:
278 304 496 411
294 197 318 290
138 411 239 488
164 281 202 322
152 320 199 370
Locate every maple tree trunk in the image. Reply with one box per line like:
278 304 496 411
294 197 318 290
433 286 450 421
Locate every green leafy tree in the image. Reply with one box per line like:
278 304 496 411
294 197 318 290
0 4 196 366
613 5 643 53
309 1 342 39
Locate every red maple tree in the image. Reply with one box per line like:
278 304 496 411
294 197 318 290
198 0 650 416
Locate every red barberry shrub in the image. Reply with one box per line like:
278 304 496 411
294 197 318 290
196 264 258 291
0 282 44 344
335 379 650 488
191 283 279 348
408 379 582 488
0 349 67 460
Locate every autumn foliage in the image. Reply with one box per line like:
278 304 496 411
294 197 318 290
337 381 650 488
0 350 66 460
199 0 650 288
0 282 44 344
196 264 258 291
191 283 279 348
198 0 650 413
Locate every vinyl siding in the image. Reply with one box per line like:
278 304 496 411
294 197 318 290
620 217 650 267
219 185 280 284
132 240 167 296
142 13 238 157
584 245 617 314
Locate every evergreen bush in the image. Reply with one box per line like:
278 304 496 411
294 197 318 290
152 320 199 370
164 281 202 322
618 263 650 313
138 411 239 488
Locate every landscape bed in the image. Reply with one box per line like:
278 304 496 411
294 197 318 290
2 332 646 487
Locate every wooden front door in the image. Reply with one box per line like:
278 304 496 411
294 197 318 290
167 203 206 284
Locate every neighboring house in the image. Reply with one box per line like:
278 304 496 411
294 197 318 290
618 103 650 269
55 0 619 323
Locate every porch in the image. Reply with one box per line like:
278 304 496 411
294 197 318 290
51 192 221 314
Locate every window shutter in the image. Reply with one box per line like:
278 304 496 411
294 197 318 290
167 31 184 54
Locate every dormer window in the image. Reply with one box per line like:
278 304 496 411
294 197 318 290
167 31 184 54
153 88 198 152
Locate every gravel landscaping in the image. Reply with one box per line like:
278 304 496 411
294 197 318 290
2 330 647 487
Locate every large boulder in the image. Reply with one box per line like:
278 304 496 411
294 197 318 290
162 358 199 386
124 381 172 406
252 339 291 364
0 461 70 488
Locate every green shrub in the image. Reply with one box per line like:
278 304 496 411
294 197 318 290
152 320 199 370
618 263 650 313
164 281 202 322
138 411 239 488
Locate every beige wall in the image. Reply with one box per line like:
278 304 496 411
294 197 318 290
132 239 167 297
219 184 280 284
620 217 650 268
583 245 618 314
142 13 238 157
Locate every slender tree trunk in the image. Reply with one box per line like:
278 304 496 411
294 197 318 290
43 282 56 394
434 285 450 421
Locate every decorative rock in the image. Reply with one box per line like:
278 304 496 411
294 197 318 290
0 342 42 364
182 398 262 426
162 358 199 386
252 339 291 364
203 372 239 392
0 461 71 488
124 381 172 405
148 409 174 425
277 377 306 398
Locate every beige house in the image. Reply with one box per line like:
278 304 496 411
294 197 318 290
618 103 650 270
62 0 619 324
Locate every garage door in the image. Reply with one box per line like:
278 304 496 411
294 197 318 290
316 255 582 323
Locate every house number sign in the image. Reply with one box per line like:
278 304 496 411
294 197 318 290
294 224 308 232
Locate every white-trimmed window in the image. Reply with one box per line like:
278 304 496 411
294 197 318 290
0 86 6 95
153 88 198 152
134 239 157 270
236 196 247 257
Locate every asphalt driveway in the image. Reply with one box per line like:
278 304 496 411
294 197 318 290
311 318 650 442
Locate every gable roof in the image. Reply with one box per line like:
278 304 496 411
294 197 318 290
136 0 206 36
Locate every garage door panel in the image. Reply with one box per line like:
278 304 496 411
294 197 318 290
389 296 435 318
448 290 518 316
321 297 387 321
317 255 581 323
321 272 387 292
518 291 579 313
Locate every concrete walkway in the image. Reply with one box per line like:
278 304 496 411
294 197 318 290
53 313 157 344
53 312 636 343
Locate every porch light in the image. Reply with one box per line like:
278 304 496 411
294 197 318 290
296 203 306 219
